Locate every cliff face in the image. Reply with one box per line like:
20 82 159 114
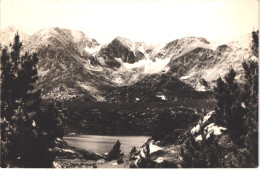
97 38 136 68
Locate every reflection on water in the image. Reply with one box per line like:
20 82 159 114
64 135 150 155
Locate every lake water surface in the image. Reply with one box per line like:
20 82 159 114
64 135 150 155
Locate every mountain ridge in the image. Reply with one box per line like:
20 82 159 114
1 26 255 101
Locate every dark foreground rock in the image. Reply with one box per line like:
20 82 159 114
131 111 253 168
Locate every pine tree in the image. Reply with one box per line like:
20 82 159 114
129 146 137 155
213 30 258 166
1 33 62 167
35 101 64 141
214 68 246 144
181 134 220 168
240 30 258 167
241 61 258 167
251 30 258 57
106 140 122 161
214 77 228 126
1 33 26 167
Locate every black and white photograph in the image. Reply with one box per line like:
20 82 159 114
0 0 258 168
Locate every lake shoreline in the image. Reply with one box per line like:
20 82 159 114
54 139 135 168
63 135 150 156
65 133 151 137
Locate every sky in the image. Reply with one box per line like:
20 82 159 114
1 0 258 44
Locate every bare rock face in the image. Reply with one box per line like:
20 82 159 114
97 38 139 68
135 51 145 61
216 44 232 52
109 38 137 63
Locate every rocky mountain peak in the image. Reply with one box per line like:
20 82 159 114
153 36 211 60
26 27 99 56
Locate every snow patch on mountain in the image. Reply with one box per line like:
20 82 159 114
180 75 191 80
143 58 171 74
85 45 102 55
108 55 172 86
116 57 171 74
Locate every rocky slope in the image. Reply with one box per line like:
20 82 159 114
151 37 210 60
166 34 256 90
1 27 113 101
105 72 210 102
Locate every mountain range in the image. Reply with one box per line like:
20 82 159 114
0 26 256 102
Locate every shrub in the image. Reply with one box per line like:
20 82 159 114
129 146 137 155
117 155 124 164
106 140 122 161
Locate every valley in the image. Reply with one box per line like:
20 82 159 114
0 26 258 168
